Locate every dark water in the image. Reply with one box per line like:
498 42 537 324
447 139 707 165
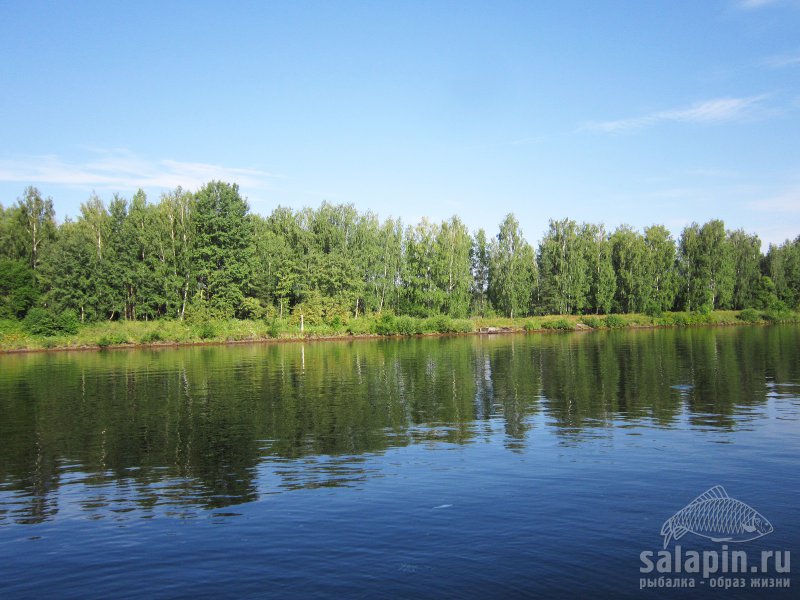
0 326 798 599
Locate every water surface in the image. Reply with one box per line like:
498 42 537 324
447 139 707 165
1 326 798 598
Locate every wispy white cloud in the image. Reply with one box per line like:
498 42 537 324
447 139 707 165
763 51 800 69
736 0 781 9
0 149 278 195
745 185 800 213
583 95 768 133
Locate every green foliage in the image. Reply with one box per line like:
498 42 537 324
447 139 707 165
542 318 574 331
58 309 80 335
762 309 797 324
0 259 38 318
346 317 375 335
579 316 603 328
489 214 536 318
97 332 130 348
737 308 762 323
139 329 164 343
603 314 626 329
2 182 798 338
523 319 540 331
196 322 217 340
22 307 79 336
394 315 420 336
193 181 254 317
22 308 54 335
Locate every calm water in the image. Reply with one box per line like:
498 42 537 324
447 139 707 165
0 326 798 598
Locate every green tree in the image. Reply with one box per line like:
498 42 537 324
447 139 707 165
192 181 254 317
0 259 38 318
537 219 588 314
16 186 56 270
580 223 615 314
489 214 535 318
644 225 678 313
610 225 647 314
728 229 762 310
471 228 491 316
434 216 473 317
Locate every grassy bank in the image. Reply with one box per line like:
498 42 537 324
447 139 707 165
1 309 798 353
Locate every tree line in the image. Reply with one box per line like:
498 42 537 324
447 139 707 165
1 182 798 325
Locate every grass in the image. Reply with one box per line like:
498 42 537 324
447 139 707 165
0 309 797 352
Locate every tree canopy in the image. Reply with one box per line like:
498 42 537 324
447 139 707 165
0 183 797 324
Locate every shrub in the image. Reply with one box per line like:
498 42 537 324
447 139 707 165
196 322 217 340
426 314 453 333
603 314 626 329
238 297 265 320
542 318 574 331
58 310 80 335
394 315 419 336
23 308 59 336
97 332 129 348
267 318 286 338
375 313 398 335
762 309 796 324
644 302 663 318
523 320 540 332
579 316 603 329
140 330 164 343
23 308 80 336
451 319 474 333
346 317 375 335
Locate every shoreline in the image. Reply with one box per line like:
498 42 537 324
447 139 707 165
0 311 792 355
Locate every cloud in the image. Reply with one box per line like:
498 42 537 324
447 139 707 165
763 52 800 69
736 0 781 9
745 186 800 213
583 95 768 133
0 149 278 195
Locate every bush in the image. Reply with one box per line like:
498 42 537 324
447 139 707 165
394 315 419 336
238 297 265 320
346 317 375 335
196 322 217 340
603 314 626 329
97 332 129 348
579 316 603 329
267 318 286 338
426 314 453 333
375 313 397 335
23 308 80 336
451 319 474 333
23 308 59 336
58 310 80 335
542 318 574 331
523 320 540 332
644 303 664 318
762 309 796 324
736 309 761 323
140 330 164 343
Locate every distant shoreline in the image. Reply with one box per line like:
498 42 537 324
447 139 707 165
1 310 796 355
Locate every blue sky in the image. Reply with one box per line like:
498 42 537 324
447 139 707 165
0 0 798 248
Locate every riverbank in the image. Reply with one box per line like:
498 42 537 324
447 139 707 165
0 309 797 353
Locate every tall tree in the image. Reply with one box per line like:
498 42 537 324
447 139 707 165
16 186 56 270
644 224 678 313
471 228 491 316
537 219 588 314
610 225 648 313
580 223 615 314
489 214 535 318
192 181 254 317
434 216 473 317
728 229 762 310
